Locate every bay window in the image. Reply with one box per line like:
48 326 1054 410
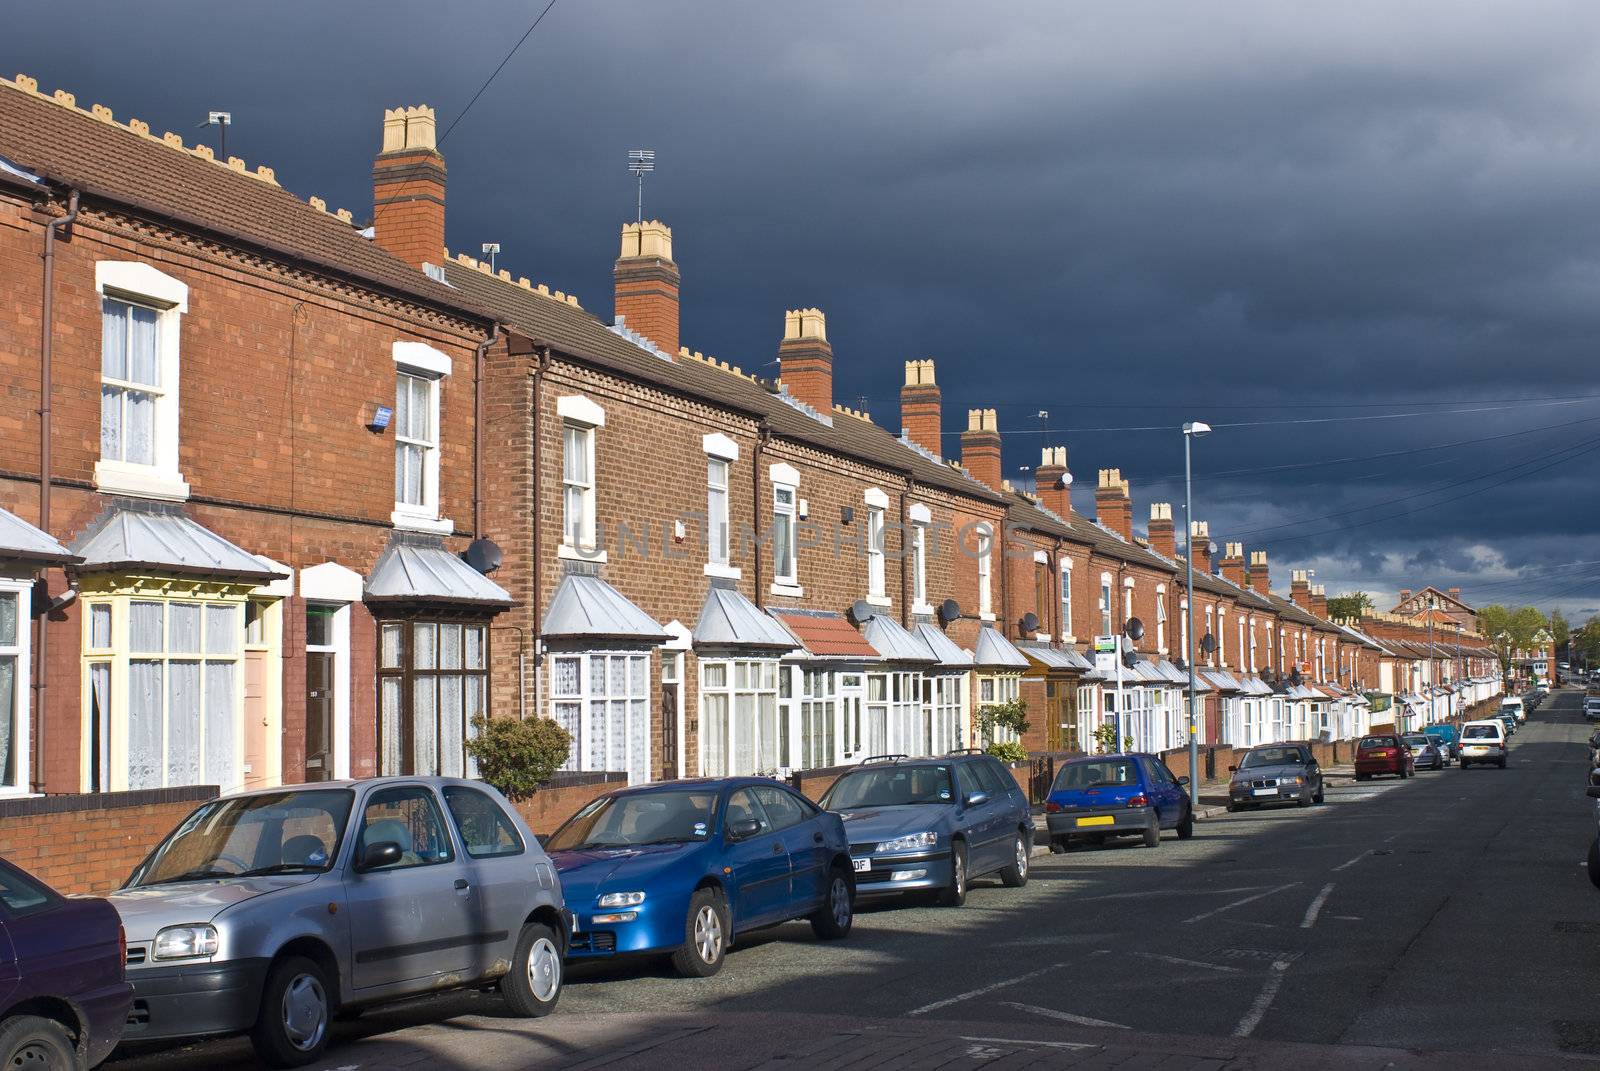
550 650 650 784
977 673 1021 746
700 658 781 775
378 619 488 778
923 673 964 755
0 586 26 794
800 668 836 771
866 669 919 755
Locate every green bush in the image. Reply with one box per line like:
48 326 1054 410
977 698 1030 762
1093 723 1133 755
465 714 573 801
987 740 1029 764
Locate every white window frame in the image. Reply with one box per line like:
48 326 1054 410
699 657 782 776
1060 559 1074 642
557 396 606 561
1156 585 1168 654
95 263 190 501
976 525 994 620
769 463 802 596
865 491 889 606
703 434 740 580
391 342 454 534
910 502 933 616
1099 573 1114 637
1248 616 1258 673
1205 605 1216 665
0 581 31 796
977 673 1021 746
549 650 651 783
1122 577 1135 625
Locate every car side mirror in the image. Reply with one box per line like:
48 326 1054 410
1177 775 1190 787
964 792 989 807
727 819 762 840
356 841 403 872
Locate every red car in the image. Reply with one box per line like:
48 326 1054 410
1354 733 1414 780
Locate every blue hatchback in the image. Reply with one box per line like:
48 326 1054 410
546 778 854 977
1044 753 1194 850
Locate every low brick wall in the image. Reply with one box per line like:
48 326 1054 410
0 787 219 895
790 763 857 803
510 771 629 834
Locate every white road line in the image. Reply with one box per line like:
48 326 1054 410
1131 952 1241 973
1232 960 1294 1038
1183 882 1299 924
905 964 1065 1017
1332 850 1369 872
1301 882 1336 929
1000 1001 1131 1030
958 1036 1097 1051
1073 885 1270 903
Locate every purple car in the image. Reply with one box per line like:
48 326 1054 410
0 858 131 1069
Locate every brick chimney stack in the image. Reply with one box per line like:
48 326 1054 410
777 308 833 415
1035 447 1071 517
1220 542 1246 588
1149 503 1176 559
373 106 446 270
1095 469 1133 541
1399 588 1412 604
1290 569 1312 610
1247 550 1270 596
900 360 942 458
960 409 1002 491
613 221 680 356
1189 521 1211 574
1311 584 1329 619
1448 586 1462 602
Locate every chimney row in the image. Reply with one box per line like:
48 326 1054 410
900 360 942 458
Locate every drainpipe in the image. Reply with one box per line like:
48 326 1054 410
472 323 501 538
34 188 79 794
897 474 914 628
530 345 551 719
752 420 770 608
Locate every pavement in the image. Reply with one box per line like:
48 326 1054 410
108 689 1600 1070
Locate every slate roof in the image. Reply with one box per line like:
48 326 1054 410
913 622 975 668
0 505 77 564
366 533 512 607
542 566 667 641
0 78 490 323
862 614 938 664
973 626 1030 669
71 502 282 580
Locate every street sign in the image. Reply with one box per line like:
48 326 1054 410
1095 651 1118 675
1093 636 1117 653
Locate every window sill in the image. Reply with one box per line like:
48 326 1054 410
558 543 609 564
911 602 935 618
391 509 453 535
866 594 892 609
703 562 743 581
979 612 997 623
1035 633 1052 642
770 581 805 599
94 460 189 502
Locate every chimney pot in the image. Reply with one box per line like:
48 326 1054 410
1148 502 1176 558
959 407 1003 490
372 104 446 270
1189 521 1212 574
1035 445 1072 517
1094 468 1133 540
614 220 680 356
899 359 942 458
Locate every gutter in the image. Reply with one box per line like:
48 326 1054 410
33 186 78 794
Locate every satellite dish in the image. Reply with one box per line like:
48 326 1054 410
846 599 874 626
1059 472 1074 487
1020 612 1040 634
1289 667 1304 687
1121 648 1138 669
463 538 503 575
1200 633 1217 655
1124 616 1145 641
938 598 962 625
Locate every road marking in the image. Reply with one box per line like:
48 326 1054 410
959 1036 1097 1051
1000 1001 1131 1030
1073 885 1270 902
1301 882 1335 929
1332 850 1369 872
906 964 1066 1016
1183 883 1299 924
1131 951 1241 973
1232 959 1294 1037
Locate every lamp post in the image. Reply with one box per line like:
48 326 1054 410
1182 421 1211 806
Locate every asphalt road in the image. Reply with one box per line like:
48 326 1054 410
110 690 1600 1069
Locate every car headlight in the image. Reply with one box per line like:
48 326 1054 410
152 924 218 960
597 891 646 908
1284 776 1304 785
875 831 938 853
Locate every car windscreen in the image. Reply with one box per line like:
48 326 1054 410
1462 725 1501 740
1358 736 1395 749
1403 735 1432 747
127 789 354 888
822 765 955 808
1052 759 1138 791
1240 747 1302 769
545 789 720 851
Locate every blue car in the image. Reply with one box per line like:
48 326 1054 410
818 752 1032 907
546 778 854 977
1044 753 1194 850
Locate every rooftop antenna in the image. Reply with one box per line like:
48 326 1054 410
481 242 501 271
197 111 231 160
628 149 655 223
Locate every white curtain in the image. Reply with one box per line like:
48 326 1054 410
167 661 201 786
413 678 437 774
203 661 236 789
380 677 403 776
439 674 463 777
0 655 14 788
128 660 164 789
130 602 164 652
90 663 111 790
205 604 238 655
169 603 201 654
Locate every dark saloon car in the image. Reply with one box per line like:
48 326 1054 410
1226 743 1325 810
547 778 854 978
818 753 1032 908
0 858 130 1069
1044 753 1194 850
1354 733 1414 781
1403 733 1445 771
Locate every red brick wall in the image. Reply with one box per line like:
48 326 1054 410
0 788 217 895
508 773 628 834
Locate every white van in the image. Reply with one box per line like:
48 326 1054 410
1500 697 1526 723
1459 720 1508 769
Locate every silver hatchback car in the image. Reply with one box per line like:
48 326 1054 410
110 777 567 1067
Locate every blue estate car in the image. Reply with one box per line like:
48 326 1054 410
818 753 1032 907
546 778 854 977
1044 753 1194 851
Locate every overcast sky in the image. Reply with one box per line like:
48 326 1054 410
13 1 1600 618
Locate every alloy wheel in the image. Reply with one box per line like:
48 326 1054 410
1015 837 1028 877
830 876 851 928
694 904 723 963
281 972 328 1052
954 851 966 894
526 936 562 1002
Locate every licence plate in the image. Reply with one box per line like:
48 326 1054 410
1253 788 1278 797
852 857 871 873
1076 815 1115 827
1465 746 1487 754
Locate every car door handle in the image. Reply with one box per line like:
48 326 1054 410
813 832 824 844
772 842 785 855
454 878 470 891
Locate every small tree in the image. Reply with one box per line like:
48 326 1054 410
1093 723 1133 755
1326 591 1372 621
977 698 1030 763
465 714 573 801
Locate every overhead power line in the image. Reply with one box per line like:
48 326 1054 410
983 390 1600 412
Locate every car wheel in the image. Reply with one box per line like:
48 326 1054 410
0 1014 79 1071
999 832 1030 886
501 921 563 1016
671 888 729 977
1298 792 1313 808
939 841 968 907
1588 838 1600 891
1498 758 1508 769
1176 806 1195 839
250 955 332 1068
810 867 854 939
1356 773 1370 782
1142 821 1160 848
1313 786 1325 804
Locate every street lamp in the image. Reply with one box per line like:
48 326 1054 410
1182 420 1211 806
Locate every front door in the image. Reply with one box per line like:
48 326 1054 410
1044 681 1063 751
305 651 334 782
243 649 270 788
661 667 679 780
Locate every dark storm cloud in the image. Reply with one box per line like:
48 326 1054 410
11 0 1600 613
